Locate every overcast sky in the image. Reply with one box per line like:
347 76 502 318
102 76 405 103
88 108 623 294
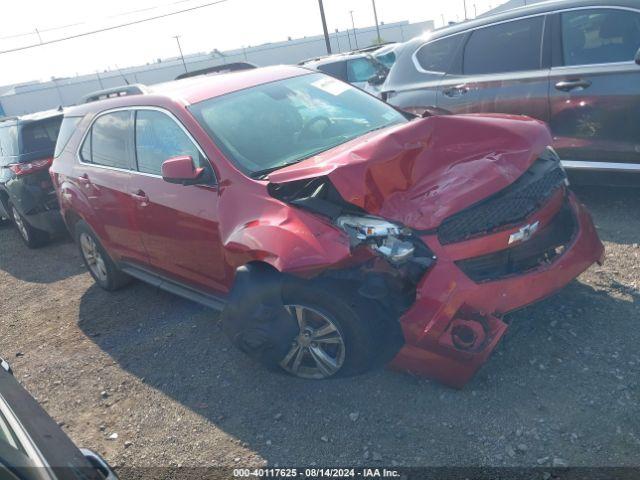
0 0 505 86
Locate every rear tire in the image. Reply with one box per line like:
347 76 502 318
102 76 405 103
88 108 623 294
10 203 49 248
75 220 131 291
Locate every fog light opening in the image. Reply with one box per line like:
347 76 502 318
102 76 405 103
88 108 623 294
451 325 478 350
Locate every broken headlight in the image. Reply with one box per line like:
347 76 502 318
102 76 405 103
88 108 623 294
336 215 416 264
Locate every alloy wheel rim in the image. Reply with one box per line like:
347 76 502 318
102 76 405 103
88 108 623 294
12 206 29 241
279 304 346 379
79 233 108 283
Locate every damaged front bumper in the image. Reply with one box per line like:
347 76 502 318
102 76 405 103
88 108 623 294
389 192 604 388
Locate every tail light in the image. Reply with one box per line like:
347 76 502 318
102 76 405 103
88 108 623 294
9 158 53 176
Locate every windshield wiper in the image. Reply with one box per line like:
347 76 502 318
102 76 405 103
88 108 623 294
249 143 346 180
249 129 390 180
250 161 304 180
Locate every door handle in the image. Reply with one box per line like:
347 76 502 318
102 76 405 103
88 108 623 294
131 189 149 207
555 79 592 92
443 84 469 97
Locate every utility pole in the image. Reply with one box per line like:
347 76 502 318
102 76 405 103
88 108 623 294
95 71 104 89
463 0 468 20
173 35 188 73
474 3 477 17
335 29 341 53
371 0 381 44
350 10 359 49
318 0 332 55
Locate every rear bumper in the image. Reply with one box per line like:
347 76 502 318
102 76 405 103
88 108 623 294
3 169 65 234
389 192 604 388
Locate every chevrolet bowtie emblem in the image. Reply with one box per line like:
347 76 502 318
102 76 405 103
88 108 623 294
508 221 540 245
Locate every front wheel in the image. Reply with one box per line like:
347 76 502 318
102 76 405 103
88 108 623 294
222 268 388 380
277 280 383 379
279 303 347 379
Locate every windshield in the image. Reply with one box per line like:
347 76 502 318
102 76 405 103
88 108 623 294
375 50 397 69
189 73 407 178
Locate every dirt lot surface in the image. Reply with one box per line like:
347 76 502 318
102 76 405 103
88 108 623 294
0 186 638 473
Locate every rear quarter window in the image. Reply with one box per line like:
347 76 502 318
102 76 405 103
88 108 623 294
54 117 81 158
415 34 464 73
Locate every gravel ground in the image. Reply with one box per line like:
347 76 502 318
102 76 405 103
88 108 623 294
0 186 638 473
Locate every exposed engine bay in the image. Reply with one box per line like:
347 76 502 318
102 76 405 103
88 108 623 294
268 176 436 309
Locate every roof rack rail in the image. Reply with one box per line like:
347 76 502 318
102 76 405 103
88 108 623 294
82 84 148 104
175 62 257 80
0 115 18 124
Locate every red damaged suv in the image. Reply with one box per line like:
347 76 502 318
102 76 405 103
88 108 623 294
50 66 604 387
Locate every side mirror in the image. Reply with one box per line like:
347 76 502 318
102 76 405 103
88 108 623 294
161 156 205 185
636 47 640 65
367 69 389 86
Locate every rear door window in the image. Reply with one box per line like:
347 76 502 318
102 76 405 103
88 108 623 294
82 111 133 169
463 16 545 74
134 110 203 176
561 8 640 66
415 34 464 73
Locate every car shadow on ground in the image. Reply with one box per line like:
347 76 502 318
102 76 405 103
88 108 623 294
76 275 639 466
572 186 640 245
0 225 83 284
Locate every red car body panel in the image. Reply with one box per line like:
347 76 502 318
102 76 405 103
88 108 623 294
268 114 552 231
51 66 605 387
390 192 603 387
129 176 229 292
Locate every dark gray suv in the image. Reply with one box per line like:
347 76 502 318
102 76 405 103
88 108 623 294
0 111 65 247
382 0 640 185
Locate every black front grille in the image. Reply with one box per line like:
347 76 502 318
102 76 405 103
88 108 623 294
438 156 566 245
455 200 576 283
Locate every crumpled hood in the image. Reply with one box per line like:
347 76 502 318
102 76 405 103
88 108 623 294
268 114 553 231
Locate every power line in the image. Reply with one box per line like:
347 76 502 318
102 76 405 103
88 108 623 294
0 0 209 41
0 0 229 56
0 23 84 41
